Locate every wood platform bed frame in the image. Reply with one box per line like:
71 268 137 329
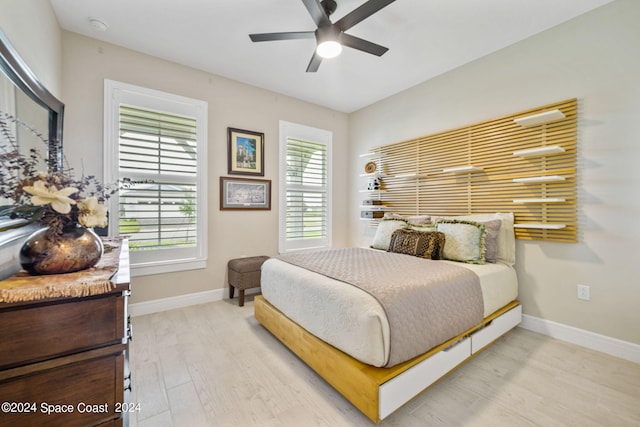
255 295 522 423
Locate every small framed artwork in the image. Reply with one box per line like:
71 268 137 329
220 176 271 210
227 127 264 176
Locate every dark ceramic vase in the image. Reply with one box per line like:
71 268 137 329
20 226 104 275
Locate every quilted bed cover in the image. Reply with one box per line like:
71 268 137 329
260 248 518 367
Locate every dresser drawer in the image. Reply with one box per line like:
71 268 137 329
0 294 125 368
0 349 124 427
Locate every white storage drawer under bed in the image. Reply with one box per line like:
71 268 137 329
471 304 522 354
379 337 471 419
378 304 522 419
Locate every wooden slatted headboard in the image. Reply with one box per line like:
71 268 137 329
363 98 577 242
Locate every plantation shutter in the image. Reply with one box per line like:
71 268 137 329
118 105 198 251
284 137 328 244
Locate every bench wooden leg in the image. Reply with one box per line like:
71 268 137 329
229 284 235 299
239 289 245 307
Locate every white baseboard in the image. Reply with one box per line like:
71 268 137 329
129 287 261 317
519 314 640 364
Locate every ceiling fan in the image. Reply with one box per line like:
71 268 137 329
249 0 396 72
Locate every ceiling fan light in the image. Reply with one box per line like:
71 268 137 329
317 40 342 58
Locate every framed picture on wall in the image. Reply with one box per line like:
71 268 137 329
220 176 271 210
227 127 264 176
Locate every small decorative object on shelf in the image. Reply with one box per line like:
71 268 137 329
0 111 119 275
364 161 377 174
361 211 384 219
367 177 382 191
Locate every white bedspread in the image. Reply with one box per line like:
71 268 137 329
260 253 518 367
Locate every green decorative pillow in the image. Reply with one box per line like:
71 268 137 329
431 213 515 266
388 229 446 260
435 219 487 264
370 219 408 250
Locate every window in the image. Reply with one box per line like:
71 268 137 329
104 80 207 276
279 121 332 253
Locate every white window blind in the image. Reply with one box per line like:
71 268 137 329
285 138 327 240
104 79 207 276
118 105 198 251
279 121 331 253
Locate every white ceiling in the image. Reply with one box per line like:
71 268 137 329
51 0 613 113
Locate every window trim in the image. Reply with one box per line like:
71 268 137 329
104 79 208 277
279 120 332 253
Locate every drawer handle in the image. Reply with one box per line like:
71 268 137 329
124 372 132 392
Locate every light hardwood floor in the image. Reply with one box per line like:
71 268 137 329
129 297 640 427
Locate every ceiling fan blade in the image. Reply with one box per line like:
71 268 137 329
306 52 323 72
249 31 316 42
341 33 388 56
335 0 396 31
301 0 331 27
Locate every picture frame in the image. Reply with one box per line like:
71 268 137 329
227 127 264 176
220 176 271 210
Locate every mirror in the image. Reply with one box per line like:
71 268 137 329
0 27 64 174
0 27 65 269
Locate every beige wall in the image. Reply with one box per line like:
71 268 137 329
349 0 640 344
0 0 62 97
60 32 349 304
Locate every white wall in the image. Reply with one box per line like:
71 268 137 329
0 0 62 97
60 32 350 304
349 0 640 344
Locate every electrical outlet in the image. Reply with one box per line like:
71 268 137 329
577 284 591 301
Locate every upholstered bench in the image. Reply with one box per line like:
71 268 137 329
227 256 269 306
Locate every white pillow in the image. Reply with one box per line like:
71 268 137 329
370 220 407 250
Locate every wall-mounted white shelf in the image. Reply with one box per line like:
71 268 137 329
360 173 387 178
394 173 428 179
514 109 565 127
359 206 390 211
514 223 566 230
359 152 385 158
512 175 566 183
359 189 387 194
513 146 565 157
442 166 483 173
513 198 566 203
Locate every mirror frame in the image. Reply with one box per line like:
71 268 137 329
0 28 64 170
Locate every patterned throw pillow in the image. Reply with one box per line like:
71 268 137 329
435 219 487 264
388 229 446 260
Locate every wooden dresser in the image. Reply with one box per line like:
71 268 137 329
0 241 131 427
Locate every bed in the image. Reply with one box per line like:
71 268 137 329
254 213 521 422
